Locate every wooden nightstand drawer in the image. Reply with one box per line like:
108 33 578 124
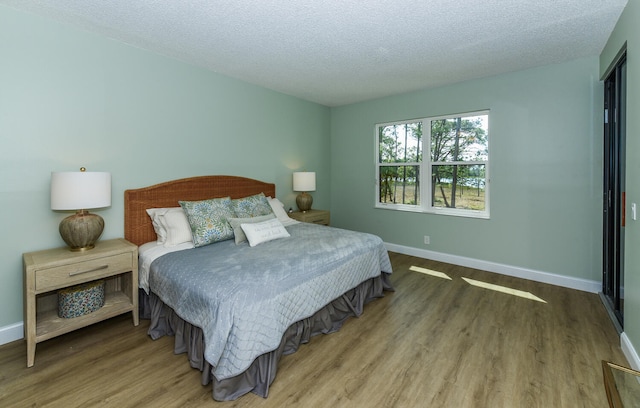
289 209 330 225
35 252 133 293
304 213 329 224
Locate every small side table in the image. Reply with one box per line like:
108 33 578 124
602 360 640 407
23 238 138 367
289 209 330 226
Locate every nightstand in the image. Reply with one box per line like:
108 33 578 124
289 209 330 226
23 238 138 367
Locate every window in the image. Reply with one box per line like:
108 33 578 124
376 111 489 218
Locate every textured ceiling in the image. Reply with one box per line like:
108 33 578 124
1 0 628 106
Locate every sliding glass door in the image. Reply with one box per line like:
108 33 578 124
602 52 626 330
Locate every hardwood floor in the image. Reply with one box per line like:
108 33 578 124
0 252 626 407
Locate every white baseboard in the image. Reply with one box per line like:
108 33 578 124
384 242 601 293
0 322 23 346
621 332 640 370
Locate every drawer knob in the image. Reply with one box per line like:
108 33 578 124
69 264 109 276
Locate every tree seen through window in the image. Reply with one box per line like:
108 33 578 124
376 112 489 217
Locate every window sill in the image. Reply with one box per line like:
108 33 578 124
375 203 490 219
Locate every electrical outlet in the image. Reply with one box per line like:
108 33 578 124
424 235 430 245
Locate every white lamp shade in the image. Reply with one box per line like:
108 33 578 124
293 172 316 192
51 171 112 210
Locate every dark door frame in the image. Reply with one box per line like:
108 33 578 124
602 50 627 332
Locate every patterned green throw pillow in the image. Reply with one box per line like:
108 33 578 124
179 197 235 247
231 193 273 218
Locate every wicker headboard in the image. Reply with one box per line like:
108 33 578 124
124 175 276 246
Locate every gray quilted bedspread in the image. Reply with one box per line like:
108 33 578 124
149 223 392 380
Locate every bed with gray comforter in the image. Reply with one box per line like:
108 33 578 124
143 222 393 400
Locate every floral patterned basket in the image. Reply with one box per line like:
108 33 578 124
58 280 105 319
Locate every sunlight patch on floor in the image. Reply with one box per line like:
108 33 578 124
410 266 452 280
462 277 547 303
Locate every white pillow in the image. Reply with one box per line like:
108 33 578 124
146 208 173 245
160 208 193 247
267 197 291 223
228 214 276 244
240 218 290 247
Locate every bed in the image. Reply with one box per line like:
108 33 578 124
124 175 393 401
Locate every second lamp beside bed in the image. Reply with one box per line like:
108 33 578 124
293 171 315 212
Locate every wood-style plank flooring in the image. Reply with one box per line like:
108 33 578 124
0 252 627 407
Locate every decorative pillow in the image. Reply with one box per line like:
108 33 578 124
159 208 193 247
145 207 193 247
240 218 290 247
228 214 275 244
231 193 273 218
267 197 291 223
179 197 235 247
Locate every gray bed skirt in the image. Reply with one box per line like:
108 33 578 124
139 272 393 401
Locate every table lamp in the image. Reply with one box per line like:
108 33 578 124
293 171 316 212
51 168 111 251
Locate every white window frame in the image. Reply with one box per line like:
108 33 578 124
375 110 490 219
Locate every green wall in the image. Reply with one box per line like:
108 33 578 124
0 5 330 329
331 57 603 282
601 0 640 366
